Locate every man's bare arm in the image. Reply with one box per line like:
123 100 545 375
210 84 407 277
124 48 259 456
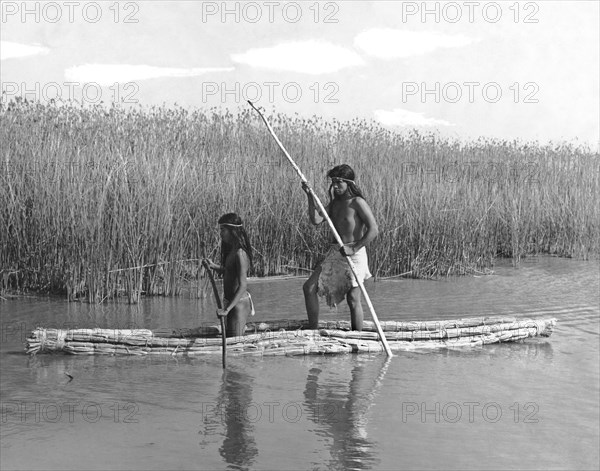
351 198 378 252
302 183 328 225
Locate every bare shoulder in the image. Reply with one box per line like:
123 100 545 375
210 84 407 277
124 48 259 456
235 248 249 263
232 249 250 278
352 197 376 222
351 196 372 211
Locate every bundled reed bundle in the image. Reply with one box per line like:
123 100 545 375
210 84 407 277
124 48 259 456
25 317 556 356
321 318 556 352
321 318 555 341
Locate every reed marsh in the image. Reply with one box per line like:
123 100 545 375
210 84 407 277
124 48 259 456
1 99 598 302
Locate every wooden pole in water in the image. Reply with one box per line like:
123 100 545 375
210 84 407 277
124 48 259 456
202 259 227 368
247 100 393 357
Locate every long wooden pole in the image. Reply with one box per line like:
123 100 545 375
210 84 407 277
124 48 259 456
202 259 227 368
247 100 393 357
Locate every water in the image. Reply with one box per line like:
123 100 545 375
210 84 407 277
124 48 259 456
1 257 598 470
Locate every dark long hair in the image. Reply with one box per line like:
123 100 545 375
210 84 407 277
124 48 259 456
327 164 366 201
218 213 253 270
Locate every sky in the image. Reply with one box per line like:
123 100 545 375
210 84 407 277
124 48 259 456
1 0 599 149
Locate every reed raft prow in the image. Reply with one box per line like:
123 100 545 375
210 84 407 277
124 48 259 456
25 316 556 356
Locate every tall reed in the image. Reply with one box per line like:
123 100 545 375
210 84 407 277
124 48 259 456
1 99 598 301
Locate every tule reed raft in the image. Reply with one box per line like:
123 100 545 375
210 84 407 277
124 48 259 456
26 317 557 356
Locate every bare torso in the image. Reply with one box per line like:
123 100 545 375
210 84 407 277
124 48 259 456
222 249 247 300
328 197 366 244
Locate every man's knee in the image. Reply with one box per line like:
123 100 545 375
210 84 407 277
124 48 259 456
346 287 361 307
303 277 318 295
303 279 310 293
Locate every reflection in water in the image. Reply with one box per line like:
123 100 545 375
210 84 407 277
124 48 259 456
304 358 390 470
438 339 555 362
219 369 258 469
3 258 597 471
200 368 258 470
488 340 555 361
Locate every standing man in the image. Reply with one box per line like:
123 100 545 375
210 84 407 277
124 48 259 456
302 164 378 331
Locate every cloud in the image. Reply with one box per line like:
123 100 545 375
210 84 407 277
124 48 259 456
65 64 235 86
1 41 50 60
231 40 364 74
374 108 453 127
355 29 477 59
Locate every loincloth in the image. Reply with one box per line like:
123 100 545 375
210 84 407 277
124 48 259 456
317 244 372 308
224 292 255 316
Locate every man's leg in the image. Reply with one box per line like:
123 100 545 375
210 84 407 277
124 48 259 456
303 266 322 329
226 297 251 337
346 287 364 331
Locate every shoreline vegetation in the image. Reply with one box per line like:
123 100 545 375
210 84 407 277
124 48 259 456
2 99 598 303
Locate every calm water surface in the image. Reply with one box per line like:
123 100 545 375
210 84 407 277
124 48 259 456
1 257 598 470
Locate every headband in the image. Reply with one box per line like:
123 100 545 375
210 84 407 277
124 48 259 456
219 223 243 227
330 177 355 184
